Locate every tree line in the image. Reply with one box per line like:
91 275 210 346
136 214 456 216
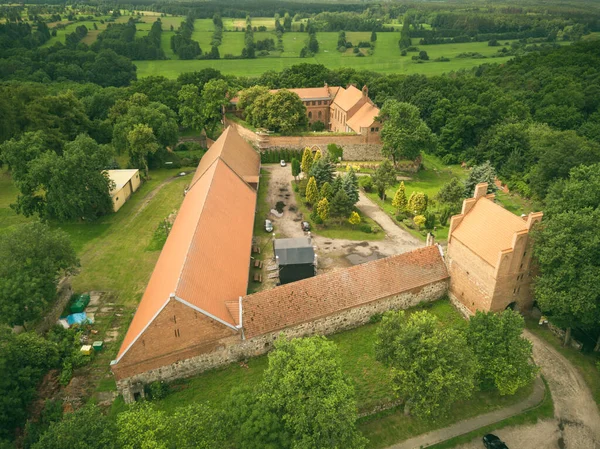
92 18 166 60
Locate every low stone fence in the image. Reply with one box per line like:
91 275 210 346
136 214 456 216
116 279 449 402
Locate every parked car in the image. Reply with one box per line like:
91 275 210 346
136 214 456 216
280 160 286 167
301 221 311 232
265 219 273 233
483 434 508 449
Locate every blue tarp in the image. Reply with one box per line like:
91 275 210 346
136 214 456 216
66 312 93 326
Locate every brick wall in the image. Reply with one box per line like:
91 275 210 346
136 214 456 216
224 118 383 161
447 238 496 314
111 300 239 382
116 279 448 401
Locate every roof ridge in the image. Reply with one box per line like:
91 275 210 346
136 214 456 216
244 245 438 301
174 163 219 295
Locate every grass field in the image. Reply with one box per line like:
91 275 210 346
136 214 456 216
136 32 517 78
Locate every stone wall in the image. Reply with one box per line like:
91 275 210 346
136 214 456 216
35 276 72 333
224 118 383 161
116 279 448 401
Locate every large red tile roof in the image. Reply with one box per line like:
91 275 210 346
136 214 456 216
115 128 257 362
242 245 448 339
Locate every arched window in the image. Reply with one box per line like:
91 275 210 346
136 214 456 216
308 111 313 119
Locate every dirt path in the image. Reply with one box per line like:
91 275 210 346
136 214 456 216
264 165 422 272
406 330 600 449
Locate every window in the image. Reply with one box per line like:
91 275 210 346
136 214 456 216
520 263 524 270
523 251 527 257
312 101 316 106
308 111 312 119
513 288 516 294
370 127 375 132
318 100 322 105
116 197 119 201
174 329 181 337
375 127 379 131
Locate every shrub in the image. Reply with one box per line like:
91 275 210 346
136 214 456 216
396 211 409 221
359 223 372 233
402 218 415 229
441 154 458 165
275 201 285 213
401 50 407 56
327 143 343 161
147 380 170 400
424 211 436 230
310 121 325 132
369 313 383 324
358 176 373 192
59 362 73 386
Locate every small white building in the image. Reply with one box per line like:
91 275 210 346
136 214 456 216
107 169 141 212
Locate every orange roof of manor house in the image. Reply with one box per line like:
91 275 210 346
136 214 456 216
240 245 449 338
451 194 532 268
115 128 259 362
333 85 366 111
346 102 380 133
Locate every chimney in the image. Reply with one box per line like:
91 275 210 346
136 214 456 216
473 182 488 200
426 233 435 247
362 85 368 97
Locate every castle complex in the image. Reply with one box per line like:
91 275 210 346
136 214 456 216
111 127 542 402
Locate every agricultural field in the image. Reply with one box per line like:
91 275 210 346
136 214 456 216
135 32 520 78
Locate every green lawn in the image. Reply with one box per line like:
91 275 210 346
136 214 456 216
365 154 467 242
135 32 522 78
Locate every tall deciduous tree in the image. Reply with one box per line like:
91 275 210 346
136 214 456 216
13 135 114 221
0 329 60 440
375 310 477 418
248 336 366 449
379 100 436 165
534 164 600 348
178 84 204 131
32 405 117 449
0 222 78 327
117 403 169 449
266 90 308 134
201 79 230 136
127 123 159 177
467 311 538 394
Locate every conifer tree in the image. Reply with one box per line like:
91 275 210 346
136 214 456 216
392 181 408 213
306 176 319 205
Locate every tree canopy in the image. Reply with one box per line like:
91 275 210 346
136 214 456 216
379 100 436 164
375 310 477 418
0 222 78 326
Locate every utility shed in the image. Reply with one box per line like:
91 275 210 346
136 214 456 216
107 169 141 212
274 237 316 285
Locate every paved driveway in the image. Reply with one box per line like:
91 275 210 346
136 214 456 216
444 330 600 449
